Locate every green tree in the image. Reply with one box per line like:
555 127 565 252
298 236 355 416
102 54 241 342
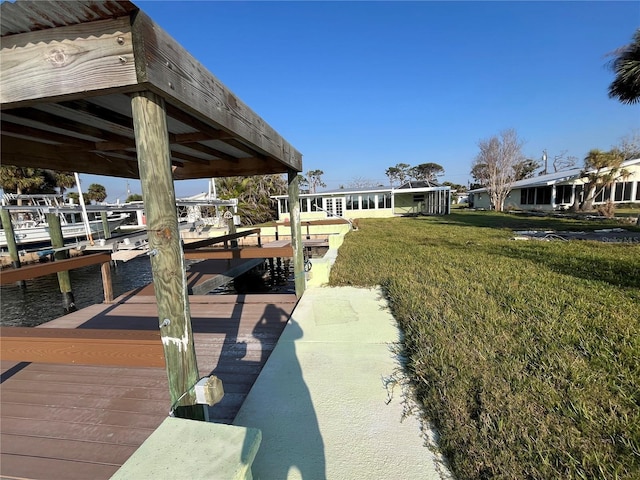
513 158 541 180
66 192 80 204
385 163 411 187
215 174 287 225
50 171 76 197
297 174 310 194
0 166 45 204
125 193 143 202
305 169 326 194
577 149 628 211
608 29 640 104
410 162 445 184
86 183 107 203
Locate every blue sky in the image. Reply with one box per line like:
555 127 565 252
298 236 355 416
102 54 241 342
85 1 639 201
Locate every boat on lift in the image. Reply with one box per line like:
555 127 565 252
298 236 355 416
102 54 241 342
0 193 129 249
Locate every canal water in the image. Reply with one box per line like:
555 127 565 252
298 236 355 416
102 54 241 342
1 257 295 328
0 256 154 327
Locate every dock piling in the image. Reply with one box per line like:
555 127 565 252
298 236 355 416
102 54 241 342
0 208 26 287
46 213 77 314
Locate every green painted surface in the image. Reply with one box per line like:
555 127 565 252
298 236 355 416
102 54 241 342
110 418 261 480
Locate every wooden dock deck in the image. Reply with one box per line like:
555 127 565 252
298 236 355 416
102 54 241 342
0 260 298 480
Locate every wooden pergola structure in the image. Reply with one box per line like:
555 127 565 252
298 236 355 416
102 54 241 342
1 0 304 417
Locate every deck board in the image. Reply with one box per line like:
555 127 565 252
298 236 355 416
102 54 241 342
1 286 297 479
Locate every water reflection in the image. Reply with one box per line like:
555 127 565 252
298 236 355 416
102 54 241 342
0 256 154 327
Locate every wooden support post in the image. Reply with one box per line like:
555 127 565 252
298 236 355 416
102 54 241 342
288 169 305 297
100 211 112 239
227 212 238 248
46 213 76 314
0 209 25 286
101 261 114 303
131 91 203 420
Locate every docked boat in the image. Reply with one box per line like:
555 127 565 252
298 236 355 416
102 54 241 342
0 193 129 249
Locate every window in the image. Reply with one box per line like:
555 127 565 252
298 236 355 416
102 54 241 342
413 194 425 203
520 188 536 205
346 195 356 210
536 187 552 205
279 199 289 214
556 185 572 204
614 182 633 202
361 194 375 210
378 193 391 208
311 197 322 211
595 186 612 203
300 198 309 212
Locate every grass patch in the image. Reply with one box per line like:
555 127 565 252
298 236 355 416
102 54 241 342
329 211 640 479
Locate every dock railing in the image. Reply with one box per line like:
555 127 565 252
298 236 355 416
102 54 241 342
0 252 114 303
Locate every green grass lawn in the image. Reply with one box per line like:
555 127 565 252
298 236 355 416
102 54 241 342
329 211 640 479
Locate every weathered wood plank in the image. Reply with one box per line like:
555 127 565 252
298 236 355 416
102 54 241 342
1 17 137 107
184 228 261 249
0 134 141 178
183 245 293 260
0 327 165 367
0 252 112 285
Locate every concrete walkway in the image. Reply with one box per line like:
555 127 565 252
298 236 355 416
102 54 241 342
233 286 451 480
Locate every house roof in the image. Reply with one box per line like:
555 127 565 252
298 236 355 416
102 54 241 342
468 158 640 193
1 0 302 180
397 180 441 189
272 183 450 199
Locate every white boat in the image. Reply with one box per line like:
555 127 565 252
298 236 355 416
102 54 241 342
0 194 129 249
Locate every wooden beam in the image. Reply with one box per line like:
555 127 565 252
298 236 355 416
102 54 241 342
0 120 97 149
0 327 165 368
0 253 112 286
184 228 261 249
5 107 135 146
131 90 200 414
165 103 265 158
1 17 138 108
131 11 302 172
0 135 141 178
183 245 292 260
288 170 305 297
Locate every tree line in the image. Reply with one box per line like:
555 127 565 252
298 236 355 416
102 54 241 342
0 167 108 204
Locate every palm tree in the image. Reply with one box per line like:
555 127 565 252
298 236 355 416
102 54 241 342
608 29 640 104
579 149 627 211
0 166 45 205
215 175 287 225
86 183 107 203
52 171 76 198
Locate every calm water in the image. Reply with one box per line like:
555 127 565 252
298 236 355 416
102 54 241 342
0 256 154 327
0 257 294 327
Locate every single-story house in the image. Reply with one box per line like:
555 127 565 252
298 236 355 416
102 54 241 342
273 181 451 222
468 158 640 211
